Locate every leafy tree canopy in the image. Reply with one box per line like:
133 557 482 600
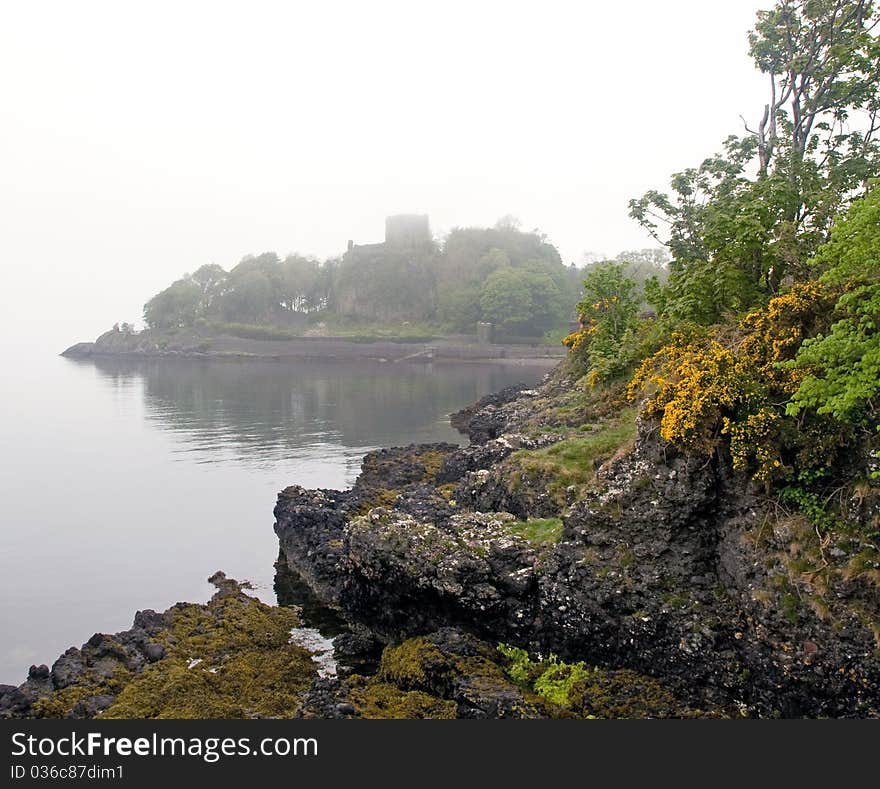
143 279 202 330
787 185 880 422
630 0 880 324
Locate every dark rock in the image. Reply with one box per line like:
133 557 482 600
143 643 165 663
274 374 880 717
132 609 169 635
296 678 351 719
0 686 32 716
51 649 85 689
450 384 531 442
71 695 116 719
437 432 559 485
1 572 315 720
378 629 546 719
28 664 50 681
332 625 383 663
60 342 95 357
454 464 559 520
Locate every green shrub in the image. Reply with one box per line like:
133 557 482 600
498 644 594 708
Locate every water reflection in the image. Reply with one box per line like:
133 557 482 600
0 355 545 684
83 357 543 461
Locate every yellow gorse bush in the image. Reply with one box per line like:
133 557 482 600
628 282 840 484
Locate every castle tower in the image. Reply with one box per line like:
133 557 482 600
384 214 431 246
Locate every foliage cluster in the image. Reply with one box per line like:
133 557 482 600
143 220 599 338
563 262 641 383
497 644 594 708
559 2 880 543
144 253 329 330
627 279 845 484
626 186 878 496
629 0 880 324
505 517 565 547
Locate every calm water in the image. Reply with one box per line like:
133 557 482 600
0 354 546 684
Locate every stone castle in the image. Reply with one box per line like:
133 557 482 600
337 214 435 322
346 214 432 255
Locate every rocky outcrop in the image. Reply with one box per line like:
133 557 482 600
0 573 317 719
449 384 536 441
298 629 551 719
0 609 171 719
4 570 636 720
275 375 880 717
297 627 692 719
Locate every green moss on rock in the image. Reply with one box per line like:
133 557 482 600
504 412 637 507
28 578 319 720
105 594 315 719
498 643 689 718
352 487 401 516
572 668 686 719
348 680 457 719
378 637 449 692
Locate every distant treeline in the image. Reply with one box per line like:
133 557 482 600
143 219 667 338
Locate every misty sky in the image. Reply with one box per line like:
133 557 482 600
1 0 768 349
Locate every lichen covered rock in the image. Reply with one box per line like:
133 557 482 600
0 573 319 719
275 373 880 717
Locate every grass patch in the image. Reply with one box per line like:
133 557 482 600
318 319 441 342
529 377 630 429
507 518 564 547
203 319 442 343
206 321 303 341
507 410 637 506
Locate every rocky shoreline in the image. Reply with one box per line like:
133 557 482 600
61 327 564 366
274 370 880 717
5 364 878 718
1 569 687 719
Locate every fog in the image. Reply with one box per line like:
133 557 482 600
0 0 765 353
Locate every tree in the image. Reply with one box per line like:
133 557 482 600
435 226 566 330
278 255 319 313
479 266 566 335
333 244 438 322
440 226 561 288
220 269 276 323
143 279 202 329
576 263 639 347
630 0 880 322
787 186 880 422
438 287 482 331
583 249 671 306
564 263 640 381
479 268 535 332
614 249 671 268
494 214 522 231
190 264 228 316
746 0 880 178
522 265 569 332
